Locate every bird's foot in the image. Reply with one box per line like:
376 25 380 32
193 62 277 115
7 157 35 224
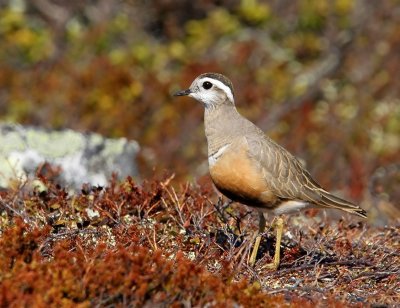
261 217 283 271
248 215 284 271
260 259 279 271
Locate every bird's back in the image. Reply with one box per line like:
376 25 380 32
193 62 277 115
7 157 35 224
205 103 367 217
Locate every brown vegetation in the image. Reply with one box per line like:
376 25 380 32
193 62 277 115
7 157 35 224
0 1 399 306
0 176 398 306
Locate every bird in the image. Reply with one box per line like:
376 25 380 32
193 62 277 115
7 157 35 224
173 72 367 270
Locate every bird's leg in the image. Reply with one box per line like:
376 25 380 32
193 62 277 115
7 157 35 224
249 211 266 266
262 216 284 270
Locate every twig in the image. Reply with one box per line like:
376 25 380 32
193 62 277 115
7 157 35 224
353 270 400 281
0 196 22 217
264 259 373 277
267 284 326 295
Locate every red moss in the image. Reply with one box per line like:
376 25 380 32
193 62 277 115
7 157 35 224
0 177 397 306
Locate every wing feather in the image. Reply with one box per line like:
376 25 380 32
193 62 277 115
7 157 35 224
246 134 323 204
245 134 366 217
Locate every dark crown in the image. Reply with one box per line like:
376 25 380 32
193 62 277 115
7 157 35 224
198 73 234 97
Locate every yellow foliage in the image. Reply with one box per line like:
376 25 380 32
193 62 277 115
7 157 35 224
238 0 271 24
335 0 354 14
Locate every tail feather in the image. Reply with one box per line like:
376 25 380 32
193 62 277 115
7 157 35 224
319 190 367 218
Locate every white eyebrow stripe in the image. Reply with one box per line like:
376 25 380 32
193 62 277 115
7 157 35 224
199 77 234 103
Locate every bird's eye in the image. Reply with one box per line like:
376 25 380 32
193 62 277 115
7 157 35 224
202 81 212 90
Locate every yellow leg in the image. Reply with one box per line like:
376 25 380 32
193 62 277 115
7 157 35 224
249 212 266 266
262 216 284 270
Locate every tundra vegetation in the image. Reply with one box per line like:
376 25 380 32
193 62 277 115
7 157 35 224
0 1 399 306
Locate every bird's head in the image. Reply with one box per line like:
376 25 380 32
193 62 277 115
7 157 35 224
173 73 235 108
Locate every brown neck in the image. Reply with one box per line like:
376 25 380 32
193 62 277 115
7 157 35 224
204 101 259 155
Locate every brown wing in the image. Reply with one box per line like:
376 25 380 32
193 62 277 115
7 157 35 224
245 134 323 203
245 134 367 217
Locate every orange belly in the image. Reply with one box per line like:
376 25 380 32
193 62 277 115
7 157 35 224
209 146 276 207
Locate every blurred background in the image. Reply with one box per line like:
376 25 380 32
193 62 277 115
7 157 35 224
0 0 399 223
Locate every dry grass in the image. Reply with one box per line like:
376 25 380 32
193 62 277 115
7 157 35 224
0 175 398 307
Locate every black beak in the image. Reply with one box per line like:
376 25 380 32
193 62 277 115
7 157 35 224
173 89 192 96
